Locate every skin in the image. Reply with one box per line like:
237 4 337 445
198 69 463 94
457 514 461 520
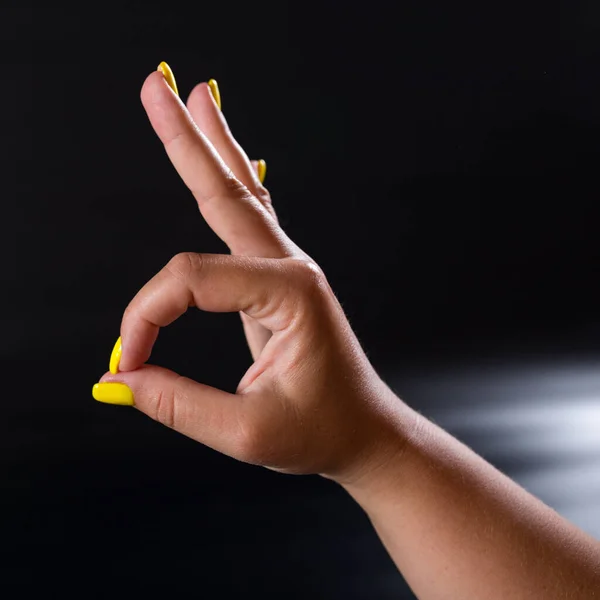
100 70 600 598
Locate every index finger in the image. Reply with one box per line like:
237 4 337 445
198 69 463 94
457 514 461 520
118 252 294 372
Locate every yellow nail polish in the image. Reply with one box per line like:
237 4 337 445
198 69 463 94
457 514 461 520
92 383 134 406
157 61 179 96
109 336 122 375
208 78 221 110
257 159 267 184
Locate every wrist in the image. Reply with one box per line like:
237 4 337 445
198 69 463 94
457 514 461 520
323 386 423 496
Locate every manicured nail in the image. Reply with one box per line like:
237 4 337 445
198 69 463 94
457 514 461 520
208 78 221 110
157 61 179 96
257 159 267 184
92 383 134 406
109 336 122 375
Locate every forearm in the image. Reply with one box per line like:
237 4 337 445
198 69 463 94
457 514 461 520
343 405 600 599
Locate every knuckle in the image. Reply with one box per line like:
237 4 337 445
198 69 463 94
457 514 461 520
166 252 203 282
222 170 250 198
219 172 271 215
235 421 269 465
122 300 135 323
288 258 327 297
256 186 272 205
256 188 277 219
151 385 177 429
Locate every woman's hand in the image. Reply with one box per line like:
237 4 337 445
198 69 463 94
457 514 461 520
93 65 414 483
92 64 600 599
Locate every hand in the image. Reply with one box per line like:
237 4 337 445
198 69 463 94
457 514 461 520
92 66 600 599
93 65 414 482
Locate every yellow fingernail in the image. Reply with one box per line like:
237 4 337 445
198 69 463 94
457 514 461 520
109 336 122 375
257 159 267 184
92 383 134 406
157 61 179 96
208 78 221 110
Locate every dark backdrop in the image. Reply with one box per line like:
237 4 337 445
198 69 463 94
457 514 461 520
1 2 599 598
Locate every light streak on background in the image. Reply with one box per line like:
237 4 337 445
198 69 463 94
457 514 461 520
389 358 600 539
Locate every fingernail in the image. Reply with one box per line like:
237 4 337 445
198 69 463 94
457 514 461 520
257 159 267 184
92 383 135 406
208 78 221 110
109 336 122 375
157 61 179 96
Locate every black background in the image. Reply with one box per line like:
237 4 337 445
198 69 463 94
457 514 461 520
2 1 600 598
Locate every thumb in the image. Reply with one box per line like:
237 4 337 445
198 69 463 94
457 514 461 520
94 364 246 458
